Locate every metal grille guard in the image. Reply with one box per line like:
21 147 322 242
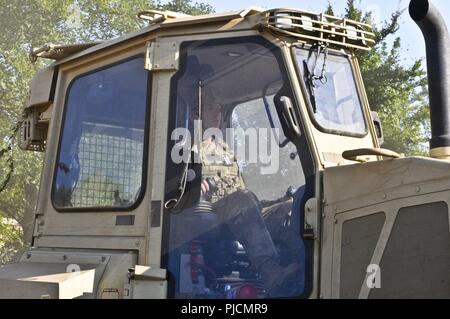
253 8 376 51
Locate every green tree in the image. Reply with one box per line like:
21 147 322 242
337 0 429 155
157 0 214 15
0 217 23 264
0 0 213 264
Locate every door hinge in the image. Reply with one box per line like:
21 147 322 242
304 197 319 240
33 215 45 237
145 40 178 71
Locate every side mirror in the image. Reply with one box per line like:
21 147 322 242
371 111 384 146
19 108 48 152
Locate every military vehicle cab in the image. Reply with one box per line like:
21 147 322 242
1 0 449 299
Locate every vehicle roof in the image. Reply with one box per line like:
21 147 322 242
33 7 263 66
30 7 374 66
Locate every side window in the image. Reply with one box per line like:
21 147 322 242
232 97 305 202
296 48 367 136
164 37 311 299
52 57 149 210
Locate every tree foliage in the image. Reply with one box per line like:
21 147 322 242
0 0 213 264
340 0 429 155
0 217 23 264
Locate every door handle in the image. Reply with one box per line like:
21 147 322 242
280 96 301 137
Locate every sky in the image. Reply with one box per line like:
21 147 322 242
204 0 450 67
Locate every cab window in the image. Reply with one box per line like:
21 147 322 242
52 57 149 210
296 47 367 136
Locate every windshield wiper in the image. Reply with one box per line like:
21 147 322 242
302 43 329 113
303 60 318 113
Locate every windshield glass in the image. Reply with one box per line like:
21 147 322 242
296 47 367 135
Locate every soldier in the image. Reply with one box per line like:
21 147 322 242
197 86 302 297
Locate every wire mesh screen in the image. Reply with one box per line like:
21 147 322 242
71 123 144 208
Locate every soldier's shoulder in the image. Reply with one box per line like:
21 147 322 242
215 138 230 151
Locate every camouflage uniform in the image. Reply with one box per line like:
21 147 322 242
200 138 245 203
199 138 296 291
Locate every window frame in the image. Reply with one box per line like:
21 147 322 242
51 55 152 213
292 45 370 138
161 35 316 300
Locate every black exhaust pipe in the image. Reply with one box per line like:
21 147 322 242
410 0 450 158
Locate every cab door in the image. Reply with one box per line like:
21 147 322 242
161 35 316 299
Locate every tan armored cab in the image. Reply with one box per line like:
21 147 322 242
0 0 449 299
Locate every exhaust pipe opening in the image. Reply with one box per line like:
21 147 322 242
409 0 429 21
410 0 450 159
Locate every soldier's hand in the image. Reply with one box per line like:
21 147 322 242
201 179 210 196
